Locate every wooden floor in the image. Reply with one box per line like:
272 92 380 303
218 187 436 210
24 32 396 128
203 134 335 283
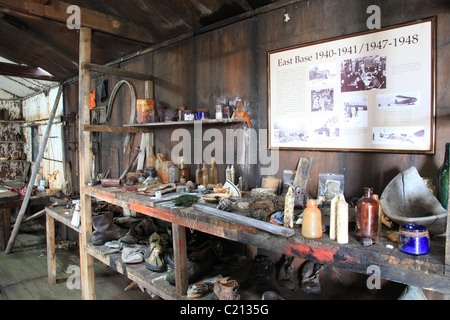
0 219 152 300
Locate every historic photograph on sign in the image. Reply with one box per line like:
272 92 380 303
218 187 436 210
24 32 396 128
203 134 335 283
268 18 435 153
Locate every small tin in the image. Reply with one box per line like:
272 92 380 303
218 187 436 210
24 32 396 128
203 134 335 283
398 224 430 255
184 110 196 121
196 108 210 120
101 179 120 187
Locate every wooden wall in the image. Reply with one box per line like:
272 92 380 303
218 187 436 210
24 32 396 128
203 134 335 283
63 0 450 199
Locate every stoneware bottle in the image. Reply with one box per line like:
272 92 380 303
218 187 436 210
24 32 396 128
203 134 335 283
302 199 322 239
336 195 349 244
355 187 379 246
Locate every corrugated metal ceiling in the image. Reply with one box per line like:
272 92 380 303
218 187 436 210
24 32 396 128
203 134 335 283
0 57 57 99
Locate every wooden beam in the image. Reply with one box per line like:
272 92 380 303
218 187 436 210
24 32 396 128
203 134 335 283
81 124 149 134
78 27 95 300
82 63 153 81
0 0 154 43
0 61 55 80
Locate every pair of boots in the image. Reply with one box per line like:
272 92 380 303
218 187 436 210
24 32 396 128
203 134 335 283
92 213 157 246
277 257 323 294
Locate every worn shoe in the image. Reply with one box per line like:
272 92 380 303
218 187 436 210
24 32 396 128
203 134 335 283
92 212 128 246
144 233 168 272
122 245 147 264
299 260 323 294
119 218 158 244
277 255 298 291
213 277 240 300
164 252 214 286
187 274 223 299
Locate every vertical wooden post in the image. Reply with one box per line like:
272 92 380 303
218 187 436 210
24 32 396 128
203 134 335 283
172 223 188 296
445 174 450 277
78 27 95 300
46 213 56 284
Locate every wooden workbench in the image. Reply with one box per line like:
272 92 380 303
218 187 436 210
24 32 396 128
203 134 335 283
0 187 52 250
75 185 450 297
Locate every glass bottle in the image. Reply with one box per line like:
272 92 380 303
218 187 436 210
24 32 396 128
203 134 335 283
355 187 379 246
437 143 449 210
161 161 171 184
301 199 322 239
147 147 156 167
195 164 203 185
372 194 383 237
209 157 218 185
202 161 209 185
169 163 179 183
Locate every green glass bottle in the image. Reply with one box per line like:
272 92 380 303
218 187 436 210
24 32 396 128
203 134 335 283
437 143 449 210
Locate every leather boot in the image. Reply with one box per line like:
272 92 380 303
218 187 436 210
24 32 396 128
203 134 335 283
119 218 158 244
299 260 323 294
92 212 127 246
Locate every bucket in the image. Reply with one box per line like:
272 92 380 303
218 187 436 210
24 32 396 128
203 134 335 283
136 99 156 123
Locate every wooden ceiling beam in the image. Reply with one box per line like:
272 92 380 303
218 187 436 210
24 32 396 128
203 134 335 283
0 61 56 80
0 0 154 43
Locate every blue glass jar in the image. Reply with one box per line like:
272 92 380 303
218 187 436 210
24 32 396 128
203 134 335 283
398 224 430 255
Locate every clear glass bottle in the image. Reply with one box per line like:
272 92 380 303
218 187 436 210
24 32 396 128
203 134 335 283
169 163 179 183
178 157 189 184
209 157 218 185
356 187 379 245
437 143 449 210
301 199 322 239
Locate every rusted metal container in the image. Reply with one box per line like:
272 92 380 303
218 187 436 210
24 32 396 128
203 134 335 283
136 99 156 123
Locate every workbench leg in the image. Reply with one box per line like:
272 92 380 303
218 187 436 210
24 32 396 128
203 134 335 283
80 193 95 300
172 223 188 296
46 213 56 284
0 208 10 251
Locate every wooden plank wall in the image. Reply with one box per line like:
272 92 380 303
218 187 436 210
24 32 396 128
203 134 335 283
63 0 450 199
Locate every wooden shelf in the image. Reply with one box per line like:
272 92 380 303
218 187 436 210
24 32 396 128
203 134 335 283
0 160 29 163
0 141 25 144
82 119 246 133
0 120 26 123
123 118 246 127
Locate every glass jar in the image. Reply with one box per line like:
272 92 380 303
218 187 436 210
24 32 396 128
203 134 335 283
398 224 430 255
355 187 379 245
215 104 223 119
169 163 179 183
301 199 322 239
161 161 171 183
